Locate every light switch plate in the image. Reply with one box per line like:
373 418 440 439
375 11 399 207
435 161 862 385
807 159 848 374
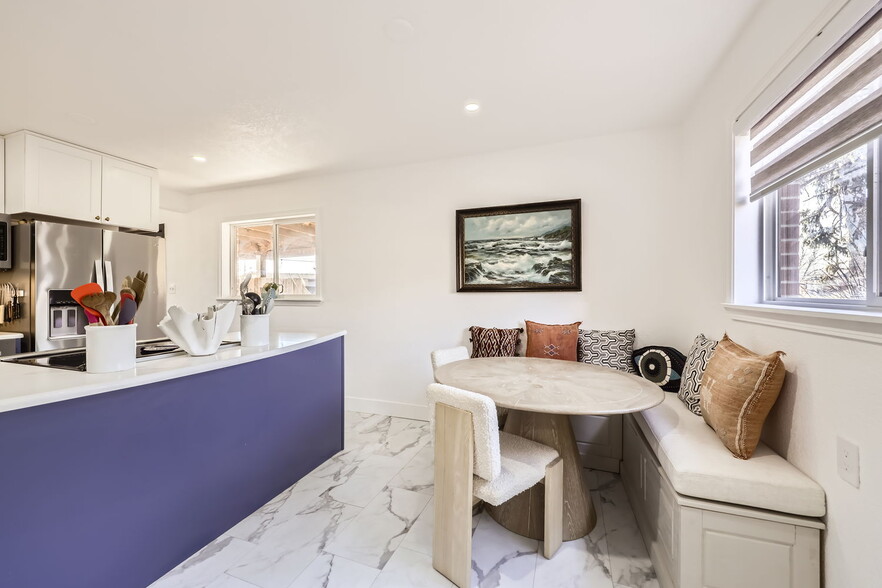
837 436 860 488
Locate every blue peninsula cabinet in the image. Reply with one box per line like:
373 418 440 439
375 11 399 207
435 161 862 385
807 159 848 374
0 332 345 588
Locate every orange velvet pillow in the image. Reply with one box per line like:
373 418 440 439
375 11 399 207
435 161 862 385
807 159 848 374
525 320 582 361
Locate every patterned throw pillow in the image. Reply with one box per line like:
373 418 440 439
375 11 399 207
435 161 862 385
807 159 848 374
524 320 581 361
578 329 636 373
632 345 686 391
700 335 786 460
678 334 719 415
469 326 523 358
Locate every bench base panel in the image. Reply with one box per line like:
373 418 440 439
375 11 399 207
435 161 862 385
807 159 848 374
622 414 822 588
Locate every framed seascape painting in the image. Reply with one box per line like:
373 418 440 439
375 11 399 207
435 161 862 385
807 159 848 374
456 199 581 292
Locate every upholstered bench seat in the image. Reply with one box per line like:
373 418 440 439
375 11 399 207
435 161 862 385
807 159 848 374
632 394 825 517
623 394 825 588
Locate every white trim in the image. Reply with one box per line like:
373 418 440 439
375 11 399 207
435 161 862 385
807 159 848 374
345 396 429 421
724 303 882 344
675 494 826 530
217 297 323 306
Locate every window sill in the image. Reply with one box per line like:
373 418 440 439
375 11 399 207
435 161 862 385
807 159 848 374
723 303 882 345
217 297 323 307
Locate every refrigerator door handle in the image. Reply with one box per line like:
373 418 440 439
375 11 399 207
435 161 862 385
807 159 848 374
94 259 105 290
104 261 114 293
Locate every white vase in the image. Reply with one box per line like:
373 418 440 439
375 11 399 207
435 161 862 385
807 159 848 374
86 323 137 373
241 314 270 347
158 302 238 356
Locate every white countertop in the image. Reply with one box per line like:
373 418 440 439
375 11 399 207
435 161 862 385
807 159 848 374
0 330 345 414
0 332 24 340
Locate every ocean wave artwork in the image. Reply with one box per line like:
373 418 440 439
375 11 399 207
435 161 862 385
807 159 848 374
463 209 575 286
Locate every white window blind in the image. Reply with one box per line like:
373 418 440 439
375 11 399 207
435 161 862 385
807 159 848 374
750 3 882 200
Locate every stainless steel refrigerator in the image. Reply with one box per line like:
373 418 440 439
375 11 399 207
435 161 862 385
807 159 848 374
0 221 167 352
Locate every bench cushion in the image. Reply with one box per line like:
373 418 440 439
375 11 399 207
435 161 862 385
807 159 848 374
633 394 825 517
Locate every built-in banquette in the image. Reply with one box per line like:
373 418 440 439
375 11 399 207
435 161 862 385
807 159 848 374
0 331 345 588
622 394 825 588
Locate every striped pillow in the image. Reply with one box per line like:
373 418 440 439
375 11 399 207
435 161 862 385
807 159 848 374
578 329 636 373
678 334 719 415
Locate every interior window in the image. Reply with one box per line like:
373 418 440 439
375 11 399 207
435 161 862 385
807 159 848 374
226 214 320 301
746 6 882 310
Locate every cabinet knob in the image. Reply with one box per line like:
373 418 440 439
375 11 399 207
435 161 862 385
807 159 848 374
105 217 110 222
95 216 100 221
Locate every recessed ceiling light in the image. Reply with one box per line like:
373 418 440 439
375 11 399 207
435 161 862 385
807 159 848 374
464 102 481 113
192 155 207 163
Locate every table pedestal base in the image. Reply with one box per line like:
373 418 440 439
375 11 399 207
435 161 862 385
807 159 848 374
486 410 595 541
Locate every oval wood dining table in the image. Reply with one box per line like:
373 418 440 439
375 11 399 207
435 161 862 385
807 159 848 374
434 356 664 541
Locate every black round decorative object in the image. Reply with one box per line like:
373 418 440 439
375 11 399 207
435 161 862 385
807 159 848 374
631 346 687 392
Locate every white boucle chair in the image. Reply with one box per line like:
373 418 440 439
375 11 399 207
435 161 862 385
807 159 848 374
427 383 562 588
431 346 510 428
430 346 469 381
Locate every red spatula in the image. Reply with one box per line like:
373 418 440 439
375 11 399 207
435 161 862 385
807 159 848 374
72 283 105 325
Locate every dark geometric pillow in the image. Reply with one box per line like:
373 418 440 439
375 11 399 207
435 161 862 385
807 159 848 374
632 346 687 392
577 329 636 373
469 326 523 358
678 334 719 415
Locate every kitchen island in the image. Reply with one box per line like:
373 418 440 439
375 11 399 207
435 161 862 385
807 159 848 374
0 330 345 588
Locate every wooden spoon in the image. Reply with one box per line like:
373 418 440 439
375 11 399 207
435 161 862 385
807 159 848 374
81 292 117 327
132 271 148 307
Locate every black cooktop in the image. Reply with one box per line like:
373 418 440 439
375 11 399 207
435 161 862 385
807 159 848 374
3 340 239 371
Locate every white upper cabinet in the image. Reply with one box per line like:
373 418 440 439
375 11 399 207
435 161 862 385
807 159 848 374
101 156 159 232
4 131 159 232
5 132 102 224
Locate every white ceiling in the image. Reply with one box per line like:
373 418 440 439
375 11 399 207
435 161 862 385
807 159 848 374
0 1 761 193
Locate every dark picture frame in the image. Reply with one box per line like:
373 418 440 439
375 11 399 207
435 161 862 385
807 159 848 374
456 199 582 292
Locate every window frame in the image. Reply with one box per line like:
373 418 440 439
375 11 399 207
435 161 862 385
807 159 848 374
219 211 322 304
761 138 881 310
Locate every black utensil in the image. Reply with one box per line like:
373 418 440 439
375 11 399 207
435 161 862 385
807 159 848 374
245 292 262 314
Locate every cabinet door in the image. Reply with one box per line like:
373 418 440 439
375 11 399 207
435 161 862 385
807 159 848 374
23 134 102 223
101 157 159 232
571 414 622 472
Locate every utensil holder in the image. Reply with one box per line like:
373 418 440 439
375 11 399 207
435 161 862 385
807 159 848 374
86 324 137 373
240 314 270 347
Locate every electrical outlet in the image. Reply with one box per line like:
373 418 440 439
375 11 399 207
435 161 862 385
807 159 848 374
837 436 860 488
168 283 177 295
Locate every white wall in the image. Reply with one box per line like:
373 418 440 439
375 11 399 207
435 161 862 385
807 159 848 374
167 127 688 417
680 0 879 586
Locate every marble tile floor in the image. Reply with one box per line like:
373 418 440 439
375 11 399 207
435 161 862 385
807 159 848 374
150 412 659 588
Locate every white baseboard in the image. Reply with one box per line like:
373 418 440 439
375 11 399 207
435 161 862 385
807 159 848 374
345 396 429 421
